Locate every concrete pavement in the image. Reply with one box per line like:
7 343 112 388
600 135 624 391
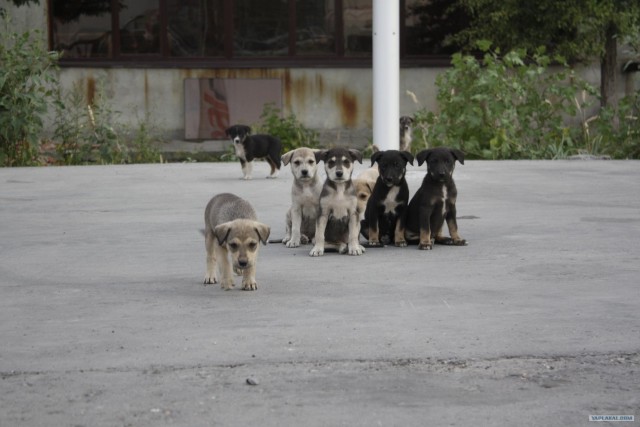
1 160 639 426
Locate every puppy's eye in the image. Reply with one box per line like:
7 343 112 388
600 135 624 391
308 160 315 165
327 160 336 168
294 160 301 166
248 242 258 250
343 160 351 168
359 194 368 200
228 243 239 251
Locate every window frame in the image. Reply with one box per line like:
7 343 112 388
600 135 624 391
47 0 454 68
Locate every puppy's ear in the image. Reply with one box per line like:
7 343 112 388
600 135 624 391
314 149 328 164
371 150 383 166
416 149 433 166
281 149 295 166
225 126 232 137
366 182 375 193
254 223 271 245
400 151 414 166
213 222 232 245
241 125 251 135
408 117 414 124
348 149 363 164
451 148 465 165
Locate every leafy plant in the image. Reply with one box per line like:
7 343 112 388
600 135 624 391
254 103 319 152
53 78 163 164
416 43 598 159
0 13 59 166
587 91 640 158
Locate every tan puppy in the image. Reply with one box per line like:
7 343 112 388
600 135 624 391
353 164 379 220
204 193 270 291
281 147 322 247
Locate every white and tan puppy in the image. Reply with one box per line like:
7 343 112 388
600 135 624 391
281 147 322 247
204 193 270 291
353 164 379 220
310 147 365 257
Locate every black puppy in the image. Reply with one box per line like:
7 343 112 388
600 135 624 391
406 147 467 250
226 125 282 180
361 150 414 247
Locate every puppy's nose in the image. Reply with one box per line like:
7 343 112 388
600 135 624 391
301 169 308 176
335 170 344 178
238 258 248 268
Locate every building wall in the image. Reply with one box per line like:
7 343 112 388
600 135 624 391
5 3 638 150
55 66 444 147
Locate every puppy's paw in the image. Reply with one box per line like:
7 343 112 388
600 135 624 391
453 238 468 246
242 176 252 180
309 245 324 257
418 242 433 250
286 238 301 248
368 240 383 247
299 234 310 245
203 275 217 285
395 240 407 247
348 244 365 256
242 279 258 291
220 279 234 290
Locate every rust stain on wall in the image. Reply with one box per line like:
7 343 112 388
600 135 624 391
144 71 149 112
86 76 96 106
337 88 358 127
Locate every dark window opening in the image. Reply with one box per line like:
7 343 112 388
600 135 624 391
48 0 465 67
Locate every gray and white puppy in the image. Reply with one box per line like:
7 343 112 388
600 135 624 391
281 147 322 247
204 193 270 290
400 116 414 152
309 147 365 257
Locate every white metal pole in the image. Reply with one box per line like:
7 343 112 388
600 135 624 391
373 0 400 151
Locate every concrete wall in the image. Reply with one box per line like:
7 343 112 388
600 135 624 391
55 67 444 148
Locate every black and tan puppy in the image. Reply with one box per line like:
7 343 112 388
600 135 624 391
309 147 365 257
226 125 282 180
406 147 467 250
361 150 414 247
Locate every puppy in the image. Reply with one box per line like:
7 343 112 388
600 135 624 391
400 116 414 152
353 164 379 220
281 147 322 247
226 124 282 180
309 147 365 257
405 147 467 250
204 193 270 290
361 150 414 247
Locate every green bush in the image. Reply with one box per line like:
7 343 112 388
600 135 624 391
53 78 162 165
0 13 59 166
416 42 598 159
587 91 640 159
254 103 319 153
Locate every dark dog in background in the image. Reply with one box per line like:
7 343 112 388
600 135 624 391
405 147 467 250
309 147 365 257
361 150 414 247
399 116 414 152
226 125 282 180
